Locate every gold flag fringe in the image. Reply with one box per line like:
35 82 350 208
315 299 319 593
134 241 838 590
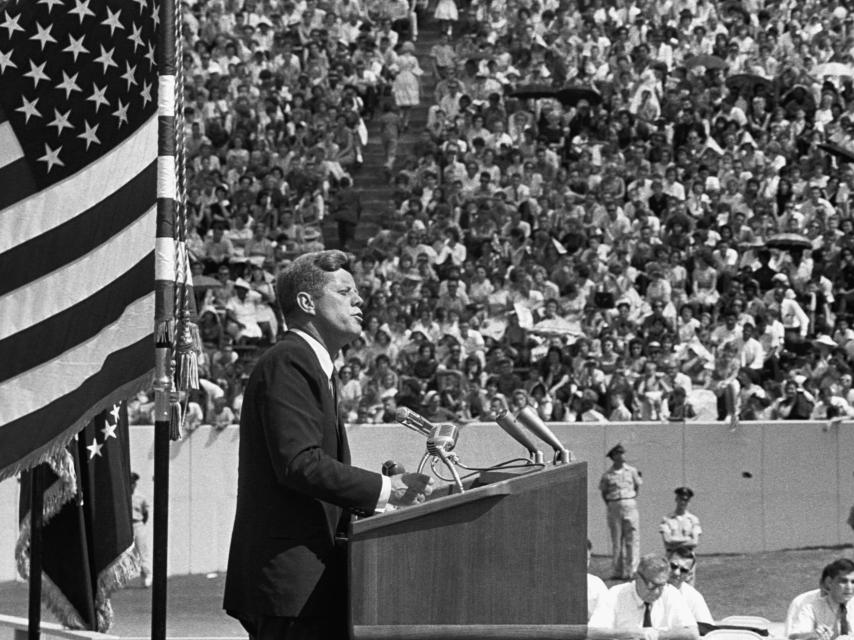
0 372 152 484
94 545 141 631
16 543 139 632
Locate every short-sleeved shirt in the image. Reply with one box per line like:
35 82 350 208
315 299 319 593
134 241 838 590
677 582 713 624
132 491 149 524
589 582 697 631
659 510 702 550
599 464 642 501
787 592 854 638
588 574 608 621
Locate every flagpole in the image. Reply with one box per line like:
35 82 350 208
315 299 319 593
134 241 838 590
28 466 44 640
152 0 178 632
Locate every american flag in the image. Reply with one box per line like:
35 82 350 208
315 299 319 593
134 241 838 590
0 0 159 479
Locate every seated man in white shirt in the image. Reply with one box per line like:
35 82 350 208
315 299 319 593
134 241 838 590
787 558 854 640
666 548 713 625
588 539 608 621
785 563 831 637
589 554 699 640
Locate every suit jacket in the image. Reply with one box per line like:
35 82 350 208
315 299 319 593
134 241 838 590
223 332 382 622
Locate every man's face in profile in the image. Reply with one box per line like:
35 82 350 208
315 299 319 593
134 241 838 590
311 270 364 345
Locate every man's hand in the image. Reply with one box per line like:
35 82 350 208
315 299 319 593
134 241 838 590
388 473 435 507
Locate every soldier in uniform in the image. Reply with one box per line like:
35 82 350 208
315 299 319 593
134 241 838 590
599 443 642 580
660 487 702 584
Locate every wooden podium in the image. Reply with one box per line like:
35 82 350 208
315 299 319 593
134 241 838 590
348 462 588 640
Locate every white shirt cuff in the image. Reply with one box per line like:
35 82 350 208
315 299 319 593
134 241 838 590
375 475 392 512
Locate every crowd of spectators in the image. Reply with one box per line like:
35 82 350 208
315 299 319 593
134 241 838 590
131 0 854 429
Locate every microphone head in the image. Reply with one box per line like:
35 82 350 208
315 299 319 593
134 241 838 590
515 405 565 452
494 408 541 457
382 460 405 476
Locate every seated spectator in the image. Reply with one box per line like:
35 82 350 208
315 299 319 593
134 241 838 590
787 558 854 640
666 548 713 625
589 554 698 640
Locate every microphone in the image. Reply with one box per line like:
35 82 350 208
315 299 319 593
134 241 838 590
382 460 405 476
427 423 459 455
494 408 544 464
515 406 572 464
394 406 434 436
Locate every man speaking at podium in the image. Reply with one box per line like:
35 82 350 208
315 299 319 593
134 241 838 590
224 250 435 640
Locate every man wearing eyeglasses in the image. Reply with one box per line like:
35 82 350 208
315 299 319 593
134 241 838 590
589 554 699 640
787 558 854 640
666 548 713 625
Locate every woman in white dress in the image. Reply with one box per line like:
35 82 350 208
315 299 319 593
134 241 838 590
391 41 423 130
434 0 458 34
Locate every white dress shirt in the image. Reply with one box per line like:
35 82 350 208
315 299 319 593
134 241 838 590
589 581 697 631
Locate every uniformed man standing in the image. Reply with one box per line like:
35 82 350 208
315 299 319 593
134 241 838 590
600 443 642 580
660 487 702 584
131 472 151 588
660 487 701 553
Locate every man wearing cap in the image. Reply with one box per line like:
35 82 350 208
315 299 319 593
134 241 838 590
659 487 701 563
589 554 698 640
600 444 643 580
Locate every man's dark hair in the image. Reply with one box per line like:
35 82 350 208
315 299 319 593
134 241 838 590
276 250 350 319
824 558 854 582
667 547 696 563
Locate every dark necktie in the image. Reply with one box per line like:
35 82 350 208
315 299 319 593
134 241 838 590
329 371 344 457
643 602 652 628
841 603 850 636
328 371 339 420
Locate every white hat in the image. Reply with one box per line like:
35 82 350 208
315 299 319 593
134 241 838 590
234 277 251 289
813 334 837 348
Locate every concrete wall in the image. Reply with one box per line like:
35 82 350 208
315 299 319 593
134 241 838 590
1 421 852 581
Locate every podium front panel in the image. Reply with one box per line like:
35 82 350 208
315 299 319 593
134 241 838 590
349 462 587 631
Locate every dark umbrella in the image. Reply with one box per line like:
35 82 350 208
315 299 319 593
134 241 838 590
765 233 812 251
554 85 603 106
781 85 817 116
685 55 728 70
509 85 558 100
726 73 774 96
193 275 225 289
818 142 854 163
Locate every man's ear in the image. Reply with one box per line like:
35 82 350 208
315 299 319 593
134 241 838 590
296 291 316 315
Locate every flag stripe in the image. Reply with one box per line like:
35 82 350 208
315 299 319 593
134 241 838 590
1 294 154 426
0 163 156 297
0 338 152 480
0 157 39 210
0 116 158 254
0 120 25 168
0 210 155 340
0 254 153 383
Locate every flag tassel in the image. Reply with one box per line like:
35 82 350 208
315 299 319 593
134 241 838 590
176 321 199 393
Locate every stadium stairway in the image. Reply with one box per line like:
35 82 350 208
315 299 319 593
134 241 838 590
323 16 441 251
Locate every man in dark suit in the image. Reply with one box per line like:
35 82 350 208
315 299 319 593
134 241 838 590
224 250 434 639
